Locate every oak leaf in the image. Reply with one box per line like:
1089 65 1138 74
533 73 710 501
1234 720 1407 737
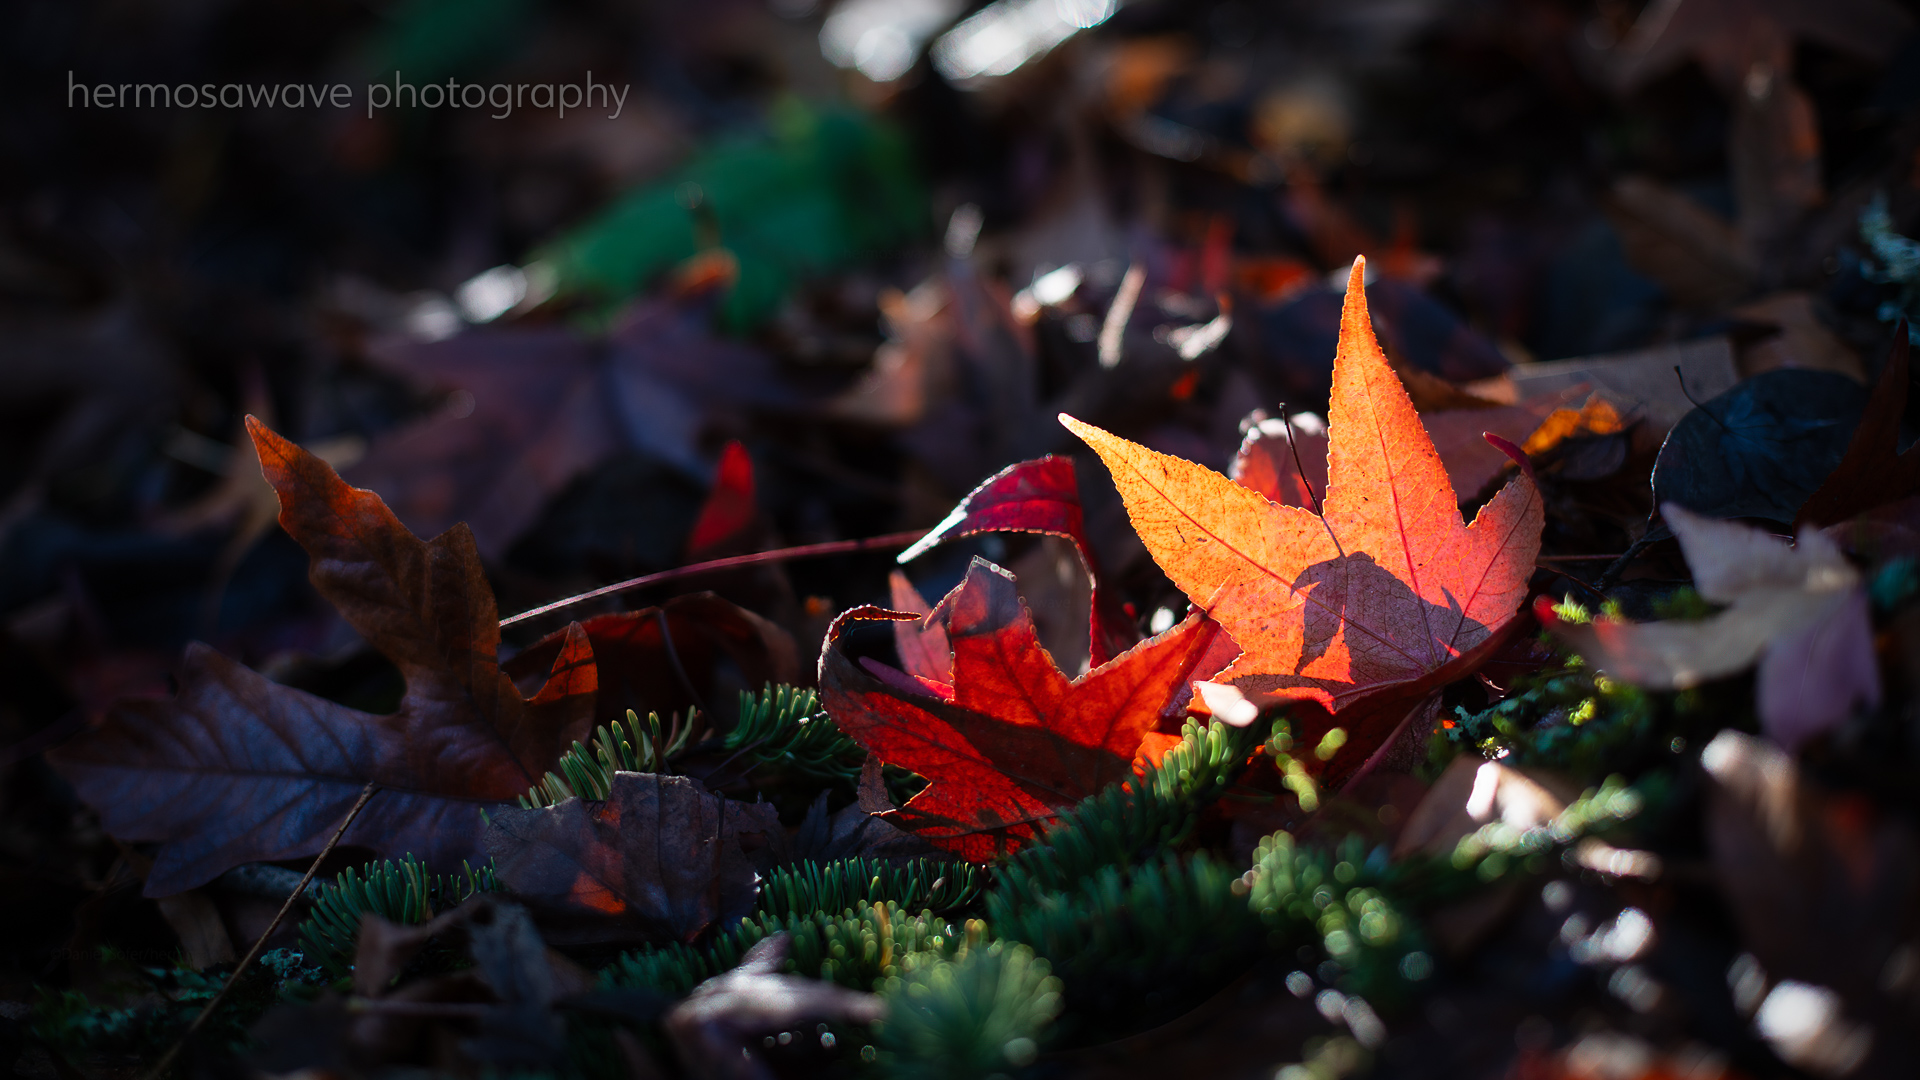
47 419 598 896
483 771 783 946
819 558 1227 861
1064 258 1544 782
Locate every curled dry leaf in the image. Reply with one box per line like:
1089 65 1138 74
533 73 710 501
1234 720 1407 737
483 771 783 946
48 419 597 896
820 558 1229 860
1065 257 1543 786
895 456 1139 665
1542 504 1879 751
887 570 951 684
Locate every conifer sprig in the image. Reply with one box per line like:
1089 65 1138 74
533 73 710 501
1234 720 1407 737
295 856 500 976
758 856 986 920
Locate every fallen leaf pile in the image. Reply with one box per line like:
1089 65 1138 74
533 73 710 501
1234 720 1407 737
48 422 794 923
19 4 1920 1076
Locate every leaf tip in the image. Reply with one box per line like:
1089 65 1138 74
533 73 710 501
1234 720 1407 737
1483 431 1537 485
1058 413 1113 454
243 414 281 456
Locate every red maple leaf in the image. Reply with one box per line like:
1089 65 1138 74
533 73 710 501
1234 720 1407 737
820 558 1227 861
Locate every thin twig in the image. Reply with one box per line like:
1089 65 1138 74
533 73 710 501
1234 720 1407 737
499 529 927 629
1539 564 1609 606
1673 365 1732 434
1099 262 1146 369
654 608 705 713
143 781 378 1080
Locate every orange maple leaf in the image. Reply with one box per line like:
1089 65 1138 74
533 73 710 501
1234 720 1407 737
1063 257 1543 779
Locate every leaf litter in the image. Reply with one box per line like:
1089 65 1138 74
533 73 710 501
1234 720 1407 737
10 4 1920 1078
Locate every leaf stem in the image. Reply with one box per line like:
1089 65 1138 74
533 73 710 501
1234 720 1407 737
1673 365 1732 434
500 529 928 628
1276 404 1324 516
142 781 378 1080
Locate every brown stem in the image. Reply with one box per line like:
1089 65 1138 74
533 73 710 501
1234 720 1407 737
142 781 379 1080
499 529 928 628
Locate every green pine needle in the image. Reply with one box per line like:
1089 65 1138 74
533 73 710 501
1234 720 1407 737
722 684 866 785
517 707 696 809
516 684 865 810
757 856 985 920
995 850 1261 1032
874 940 1062 1080
991 716 1262 910
605 900 969 999
295 855 501 977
